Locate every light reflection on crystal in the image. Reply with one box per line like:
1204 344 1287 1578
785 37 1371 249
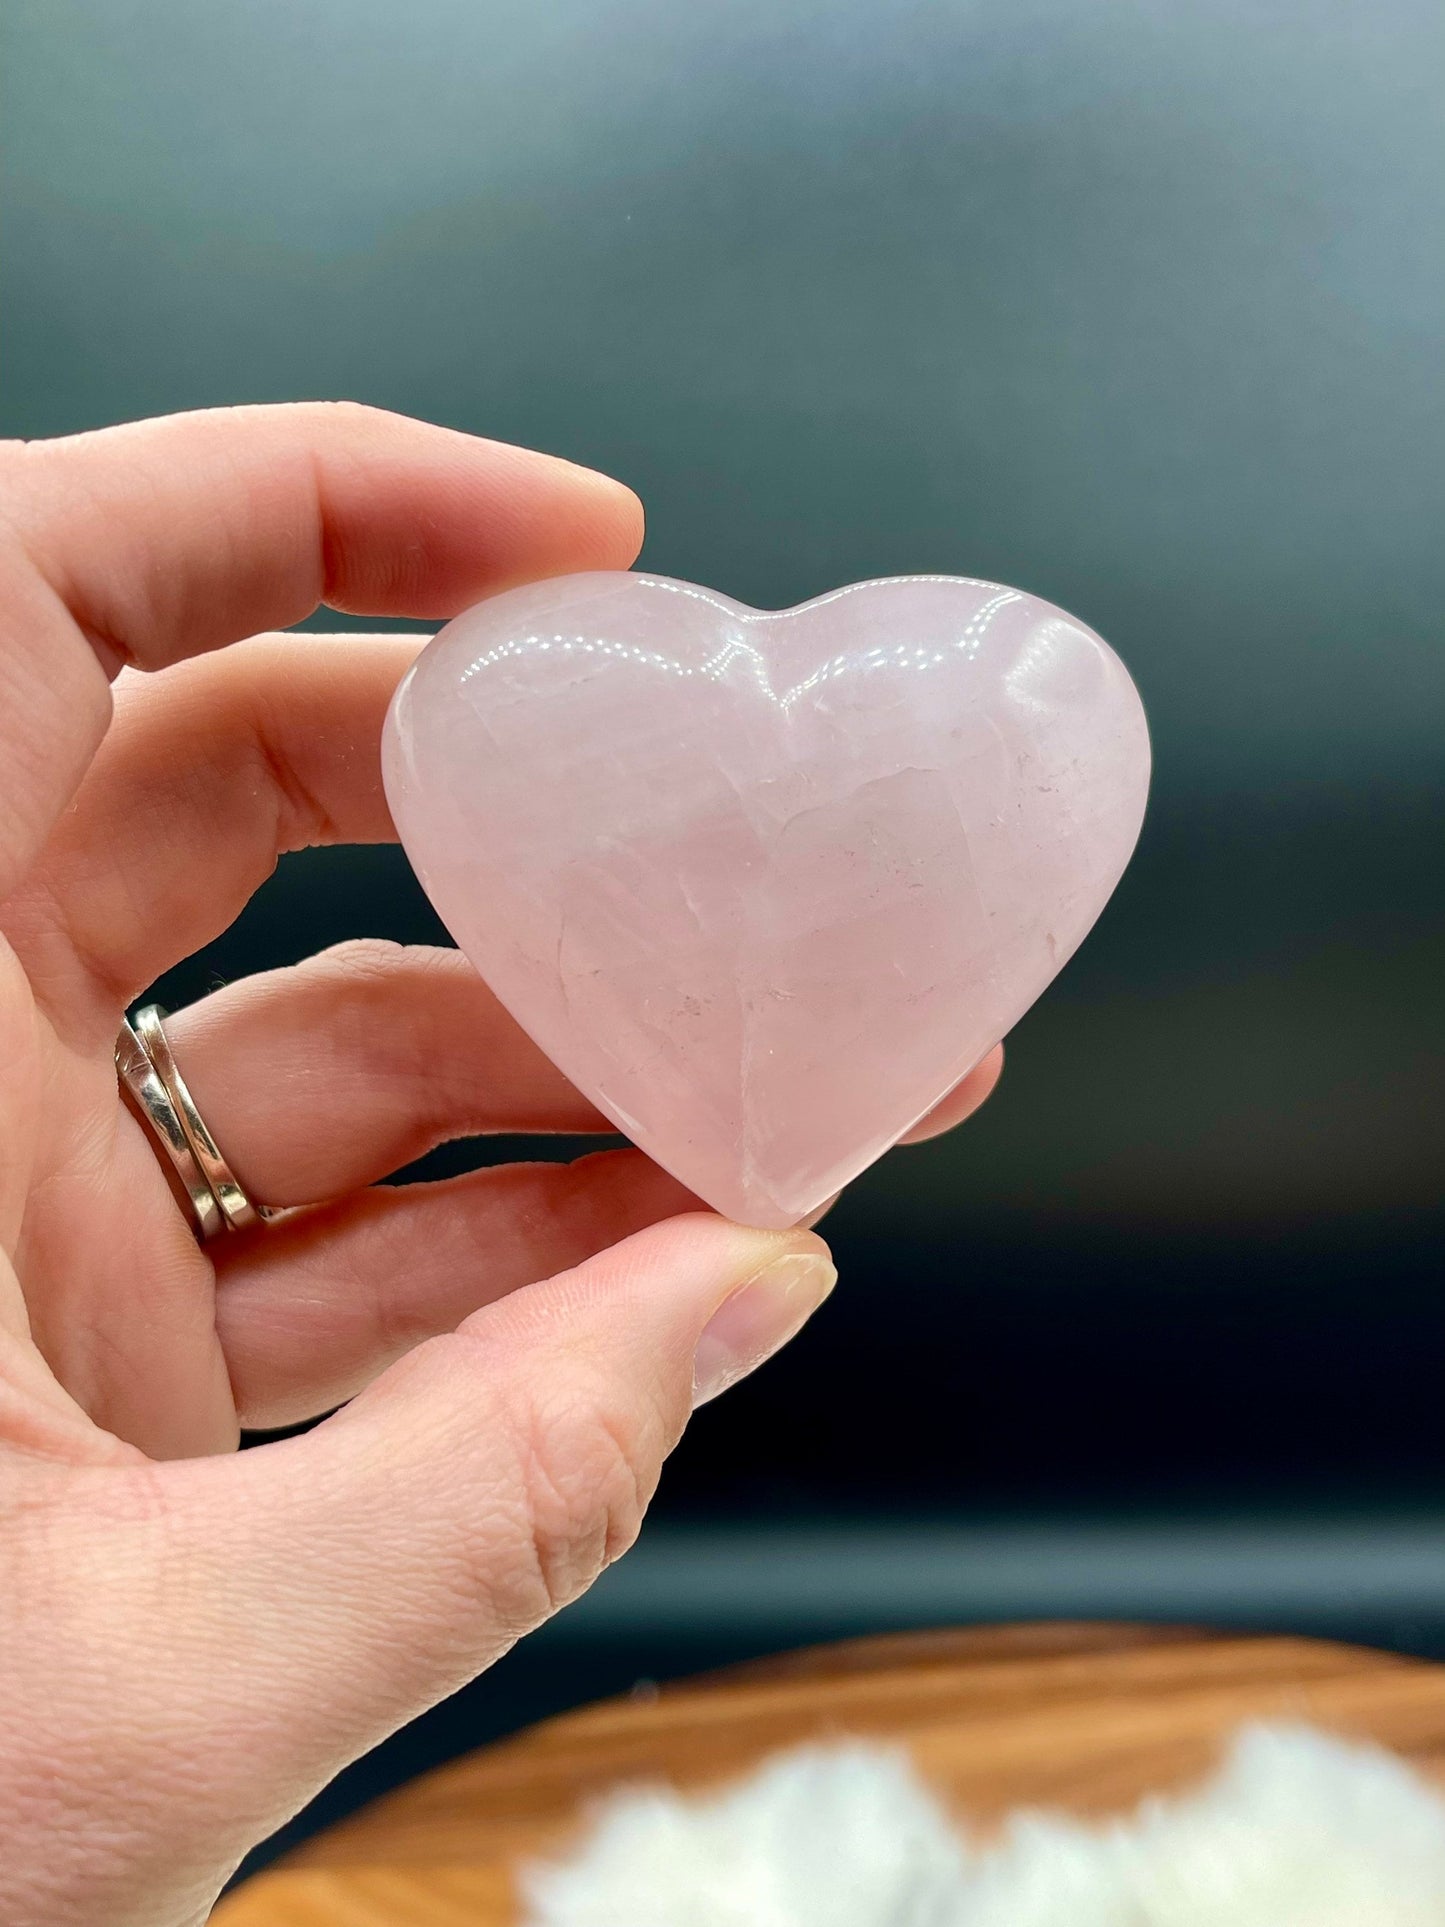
457 578 1026 713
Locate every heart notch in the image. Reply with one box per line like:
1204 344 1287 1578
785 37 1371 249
384 572 1150 1227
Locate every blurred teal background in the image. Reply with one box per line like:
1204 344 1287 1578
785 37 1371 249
4 0 1443 1874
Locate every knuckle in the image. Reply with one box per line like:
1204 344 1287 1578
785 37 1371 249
313 935 411 988
491 1375 660 1626
306 397 383 432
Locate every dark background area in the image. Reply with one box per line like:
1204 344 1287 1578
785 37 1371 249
4 0 1443 1876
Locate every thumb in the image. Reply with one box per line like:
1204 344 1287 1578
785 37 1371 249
40 1214 834 1920
215 1213 834 1726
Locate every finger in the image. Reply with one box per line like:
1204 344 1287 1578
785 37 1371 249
0 403 641 903
158 941 608 1209
214 1149 701 1428
897 1043 1005 1143
57 1217 834 1917
7 632 424 1016
165 963 995 1248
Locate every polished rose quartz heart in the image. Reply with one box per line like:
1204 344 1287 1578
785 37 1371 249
384 572 1150 1227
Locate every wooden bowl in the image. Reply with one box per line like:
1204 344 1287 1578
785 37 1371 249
215 1623 1445 1925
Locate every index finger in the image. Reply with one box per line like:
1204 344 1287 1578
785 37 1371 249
0 402 642 900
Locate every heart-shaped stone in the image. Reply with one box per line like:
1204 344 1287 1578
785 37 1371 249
384 573 1150 1227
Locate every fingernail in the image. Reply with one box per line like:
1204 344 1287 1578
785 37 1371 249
692 1249 837 1408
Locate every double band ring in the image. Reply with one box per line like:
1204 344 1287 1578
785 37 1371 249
116 1004 274 1241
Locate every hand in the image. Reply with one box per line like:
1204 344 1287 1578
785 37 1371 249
0 403 1003 1926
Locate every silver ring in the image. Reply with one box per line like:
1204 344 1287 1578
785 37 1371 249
115 1015 226 1241
133 1004 265 1234
117 1005 276 1240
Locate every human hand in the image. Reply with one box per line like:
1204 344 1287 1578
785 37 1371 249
0 404 1002 1925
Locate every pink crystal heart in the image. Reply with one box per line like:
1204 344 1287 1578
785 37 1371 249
384 572 1150 1228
